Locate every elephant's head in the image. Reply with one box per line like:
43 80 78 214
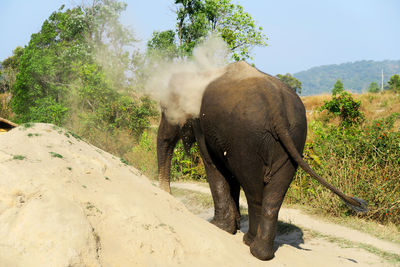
157 110 195 193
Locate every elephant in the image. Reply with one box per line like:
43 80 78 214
156 61 367 260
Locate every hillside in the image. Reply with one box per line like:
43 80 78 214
1 123 398 266
294 60 400 95
0 123 262 267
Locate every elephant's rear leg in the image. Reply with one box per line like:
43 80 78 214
250 159 297 261
203 159 240 233
193 122 240 234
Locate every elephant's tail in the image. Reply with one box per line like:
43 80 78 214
276 125 368 213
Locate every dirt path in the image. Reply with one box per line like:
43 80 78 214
171 182 400 266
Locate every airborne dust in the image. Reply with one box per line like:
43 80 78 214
145 35 230 125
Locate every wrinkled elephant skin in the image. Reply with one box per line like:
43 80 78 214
157 61 367 261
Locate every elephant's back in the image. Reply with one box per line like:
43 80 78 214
200 72 307 158
201 73 305 128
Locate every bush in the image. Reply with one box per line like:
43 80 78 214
388 74 400 92
28 97 69 125
320 91 364 126
126 129 158 179
287 113 400 225
171 141 206 181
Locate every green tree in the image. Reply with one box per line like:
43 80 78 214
10 2 156 135
85 0 137 91
332 79 344 96
388 74 400 92
204 0 267 61
150 0 267 61
11 6 89 124
147 30 179 60
367 81 380 93
0 46 24 93
276 73 302 94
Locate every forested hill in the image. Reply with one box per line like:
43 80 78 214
294 60 400 95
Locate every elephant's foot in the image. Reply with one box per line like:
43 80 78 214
210 217 238 234
250 237 275 261
243 231 255 246
211 201 240 234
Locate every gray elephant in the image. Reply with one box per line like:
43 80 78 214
157 61 367 260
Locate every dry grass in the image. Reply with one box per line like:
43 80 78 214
290 90 400 227
357 91 400 129
0 93 14 119
302 91 400 127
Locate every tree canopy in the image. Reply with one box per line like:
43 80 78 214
276 73 302 94
367 81 380 93
148 0 267 61
8 1 156 136
0 46 24 93
388 74 400 93
332 79 345 96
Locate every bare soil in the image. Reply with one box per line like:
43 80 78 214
171 182 400 266
0 123 399 267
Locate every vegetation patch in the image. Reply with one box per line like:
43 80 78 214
85 202 102 214
49 152 63 159
287 111 400 225
66 131 82 141
20 123 34 130
13 155 26 160
308 230 400 264
120 158 130 166
172 187 214 214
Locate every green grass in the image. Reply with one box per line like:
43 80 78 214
308 230 400 264
120 158 130 165
13 155 26 160
49 152 63 158
27 133 40 137
21 123 34 130
66 131 82 141
283 203 400 245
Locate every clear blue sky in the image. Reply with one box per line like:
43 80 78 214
1 0 399 75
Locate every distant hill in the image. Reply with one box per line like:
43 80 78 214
293 60 400 95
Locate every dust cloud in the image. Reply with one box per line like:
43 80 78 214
145 35 230 125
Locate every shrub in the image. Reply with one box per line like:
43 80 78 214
332 79 344 96
171 141 206 181
367 81 380 93
28 97 69 125
320 91 364 126
287 113 400 225
388 74 400 92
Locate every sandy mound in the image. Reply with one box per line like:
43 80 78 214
0 123 267 267
0 123 395 267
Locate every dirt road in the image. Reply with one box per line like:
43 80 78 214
171 182 400 266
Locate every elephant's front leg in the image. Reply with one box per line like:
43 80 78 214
250 159 296 260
